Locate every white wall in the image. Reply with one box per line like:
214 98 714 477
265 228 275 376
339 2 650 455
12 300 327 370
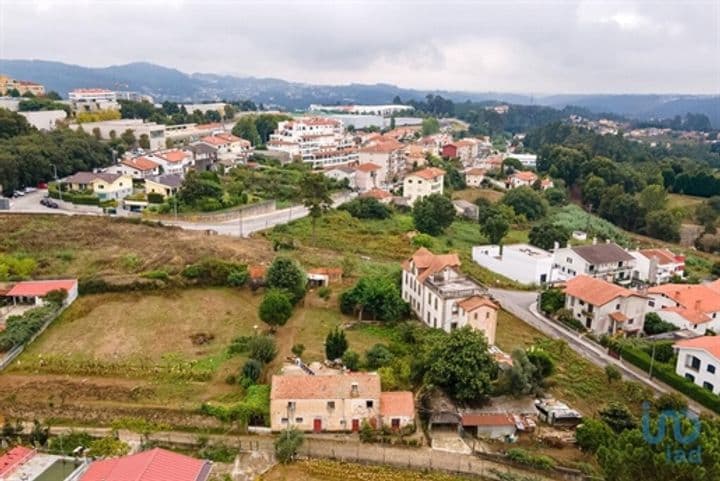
472 245 560 285
675 348 720 395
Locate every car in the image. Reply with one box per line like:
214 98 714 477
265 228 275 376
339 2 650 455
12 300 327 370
13 190 24 197
47 200 59 209
24 187 37 193
37 182 48 189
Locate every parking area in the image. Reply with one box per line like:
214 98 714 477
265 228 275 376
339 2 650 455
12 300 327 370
4 189 59 213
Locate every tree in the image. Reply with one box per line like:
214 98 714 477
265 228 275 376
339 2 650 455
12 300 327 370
540 288 565 314
223 104 237 121
423 326 498 403
177 171 223 206
274 428 304 464
138 133 150 149
325 327 348 360
232 116 261 145
365 344 394 369
605 364 621 383
266 257 307 305
528 222 570 251
576 418 614 453
258 289 293 329
480 214 509 253
247 336 278 364
87 437 131 457
599 402 636 433
638 184 667 212
509 349 539 396
29 419 49 446
7 88 20 97
501 187 547 221
291 343 305 358
643 312 678 335
421 117 440 136
582 175 607 210
45 90 62 100
544 187 568 206
242 359 263 384
412 194 455 236
526 347 555 379
645 209 681 242
299 172 332 244
120 128 136 147
342 350 360 370
339 275 406 322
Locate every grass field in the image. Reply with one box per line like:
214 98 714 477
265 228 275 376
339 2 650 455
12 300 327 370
451 187 504 204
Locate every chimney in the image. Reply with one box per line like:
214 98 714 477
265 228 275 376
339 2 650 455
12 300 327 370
350 382 359 398
695 300 702 311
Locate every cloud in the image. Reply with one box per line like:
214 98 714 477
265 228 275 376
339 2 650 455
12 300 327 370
0 0 717 94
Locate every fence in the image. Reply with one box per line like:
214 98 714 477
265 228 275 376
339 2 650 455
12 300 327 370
0 305 63 371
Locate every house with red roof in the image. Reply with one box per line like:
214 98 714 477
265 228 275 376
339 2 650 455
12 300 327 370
629 248 685 284
79 447 211 481
5 279 78 307
380 391 416 430
113 156 161 179
401 248 498 342
674 336 720 395
461 413 517 440
358 136 405 187
465 167 486 187
563 275 647 335
506 171 538 189
355 162 382 192
0 446 36 479
647 282 720 334
147 149 195 176
402 167 445 205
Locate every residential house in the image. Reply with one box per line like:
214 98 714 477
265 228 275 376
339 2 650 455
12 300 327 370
442 139 479 163
506 171 538 188
359 188 393 204
379 391 416 430
198 133 252 162
401 248 498 343
563 275 647 335
112 156 160 179
647 282 720 334
188 142 219 172
355 163 382 192
79 448 212 481
630 248 685 284
145 174 183 199
323 166 357 189
472 243 564 286
149 149 194 176
268 117 355 167
5 279 78 307
461 413 517 440
358 137 405 186
674 336 720 395
403 143 429 169
0 75 45 96
402 167 445 205
477 154 504 171
465 168 486 187
64 172 133 200
552 242 636 284
269 372 381 432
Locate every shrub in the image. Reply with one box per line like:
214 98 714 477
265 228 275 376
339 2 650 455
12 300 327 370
147 192 165 204
605 364 621 383
644 312 678 335
342 350 361 371
0 304 58 352
248 336 278 364
241 359 263 384
142 270 169 281
291 343 305 358
506 448 556 470
87 437 131 457
365 344 394 369
199 443 236 463
411 233 435 248
275 429 304 463
228 336 252 356
556 308 584 331
258 289 293 328
325 327 348 360
182 258 248 287
339 197 392 219
317 286 332 300
359 420 377 443
539 289 565 314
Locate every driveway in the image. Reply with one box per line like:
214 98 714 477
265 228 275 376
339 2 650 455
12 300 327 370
489 288 706 415
5 190 61 214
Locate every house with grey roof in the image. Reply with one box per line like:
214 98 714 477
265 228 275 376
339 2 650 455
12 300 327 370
552 241 636 285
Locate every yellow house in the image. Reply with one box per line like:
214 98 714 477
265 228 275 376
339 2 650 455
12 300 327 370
459 296 499 345
64 172 133 200
144 174 183 199
0 74 45 96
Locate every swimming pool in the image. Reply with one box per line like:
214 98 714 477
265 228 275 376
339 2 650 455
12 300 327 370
32 459 82 481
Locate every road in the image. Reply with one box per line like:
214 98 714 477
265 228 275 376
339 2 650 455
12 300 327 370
489 288 705 415
4 190 66 214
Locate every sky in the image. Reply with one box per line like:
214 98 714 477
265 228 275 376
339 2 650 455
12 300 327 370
0 0 718 94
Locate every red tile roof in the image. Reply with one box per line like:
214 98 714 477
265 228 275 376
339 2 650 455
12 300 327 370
458 296 498 312
271 372 381 399
79 448 210 481
249 265 266 280
157 149 190 163
0 446 35 477
563 275 642 306
466 168 486 176
6 279 77 298
356 162 381 172
639 248 682 266
403 247 462 283
675 336 720 360
380 391 415 418
360 188 392 200
123 156 159 171
649 283 720 314
510 171 538 182
408 167 445 181
461 413 515 427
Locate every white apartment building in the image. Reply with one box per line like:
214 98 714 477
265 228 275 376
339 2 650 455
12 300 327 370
674 337 720 395
147 149 194 176
358 138 405 186
472 243 565 286
563 275 647 335
309 104 413 116
402 167 445 205
68 88 120 112
401 248 498 343
267 117 356 168
553 242 635 284
630 248 685 284
73 119 166 150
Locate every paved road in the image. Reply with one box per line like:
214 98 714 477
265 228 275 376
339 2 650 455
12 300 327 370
489 288 706 415
4 190 63 214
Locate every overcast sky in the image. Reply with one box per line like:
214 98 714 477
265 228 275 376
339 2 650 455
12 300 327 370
0 0 718 94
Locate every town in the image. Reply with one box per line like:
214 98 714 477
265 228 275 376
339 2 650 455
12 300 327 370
0 2 719 481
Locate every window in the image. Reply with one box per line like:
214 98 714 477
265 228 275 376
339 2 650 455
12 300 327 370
686 355 701 371
588 304 594 313
434 298 438 310
450 322 458 330
486 311 490 319
588 265 595 272
615 304 621 310
295 417 304 423
708 365 716 374
566 257 572 264
649 300 655 307
703 382 714 392
366 400 374 408
685 373 695 382
281 417 288 424
287 401 296 410
327 401 335 410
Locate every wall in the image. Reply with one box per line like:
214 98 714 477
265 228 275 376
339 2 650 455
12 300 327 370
270 397 379 432
675 348 720 394
472 245 556 285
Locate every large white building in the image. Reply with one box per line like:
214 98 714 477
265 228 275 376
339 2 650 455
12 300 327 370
563 275 647 335
68 88 120 112
73 119 166 150
401 248 498 343
267 116 357 168
674 336 720 395
472 244 565 286
553 242 636 285
309 104 413 116
402 167 445 205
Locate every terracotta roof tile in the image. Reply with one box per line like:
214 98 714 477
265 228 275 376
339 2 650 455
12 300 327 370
7 279 77 297
639 248 682 265
649 283 720 313
356 162 381 172
271 373 381 399
123 156 159 171
79 448 210 481
675 336 720 360
380 391 415 418
407 167 445 181
461 413 515 427
563 275 642 306
458 296 497 312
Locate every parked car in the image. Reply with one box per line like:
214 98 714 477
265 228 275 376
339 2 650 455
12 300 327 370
37 182 48 189
24 187 37 193
47 200 59 208
12 190 24 197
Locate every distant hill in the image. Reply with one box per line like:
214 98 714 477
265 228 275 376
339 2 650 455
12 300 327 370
2 59 718 126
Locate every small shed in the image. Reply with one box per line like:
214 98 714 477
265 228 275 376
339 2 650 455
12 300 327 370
429 411 462 434
380 391 415 430
5 279 78 307
307 267 343 288
462 412 517 440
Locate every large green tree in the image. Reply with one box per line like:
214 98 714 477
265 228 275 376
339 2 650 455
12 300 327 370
339 275 405 321
266 257 307 304
258 289 293 329
501 186 547 221
412 194 455 236
480 214 509 252
528 222 570 251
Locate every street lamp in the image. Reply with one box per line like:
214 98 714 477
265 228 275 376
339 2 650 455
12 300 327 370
52 164 62 202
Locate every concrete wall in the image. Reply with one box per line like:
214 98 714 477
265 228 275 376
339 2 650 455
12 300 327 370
675 348 720 394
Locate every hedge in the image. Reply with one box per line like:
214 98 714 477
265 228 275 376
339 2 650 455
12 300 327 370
200 384 270 426
0 303 59 352
48 188 100 206
617 342 720 414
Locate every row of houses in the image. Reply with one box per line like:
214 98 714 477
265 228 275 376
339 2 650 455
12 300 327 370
473 241 685 287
